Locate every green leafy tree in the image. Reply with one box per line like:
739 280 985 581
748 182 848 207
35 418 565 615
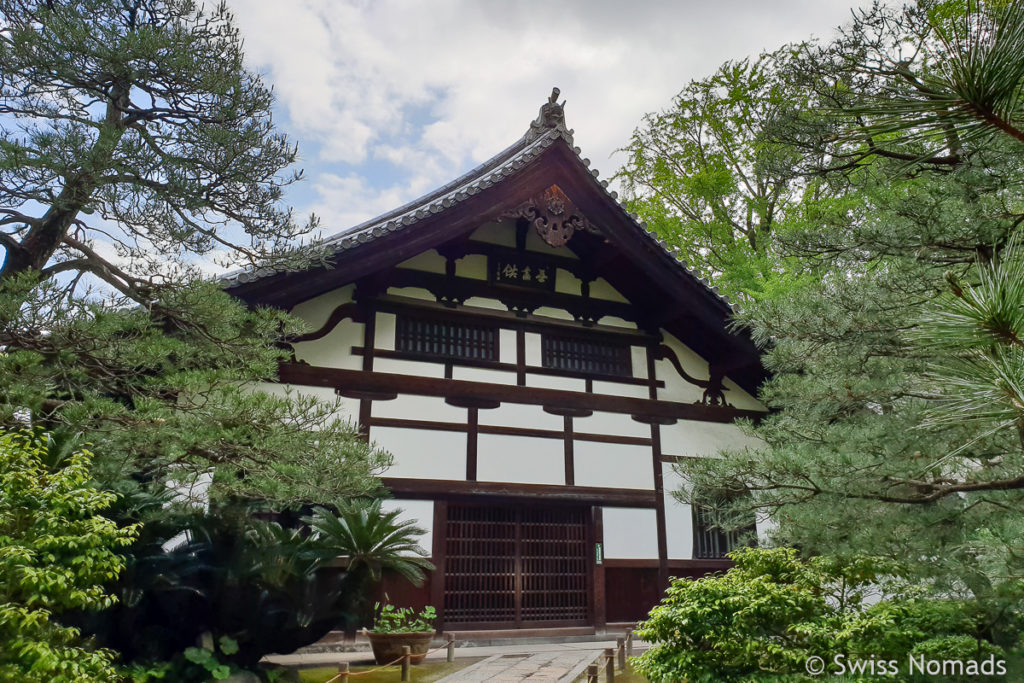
616 48 810 299
670 0 1024 624
0 0 388 504
0 429 137 682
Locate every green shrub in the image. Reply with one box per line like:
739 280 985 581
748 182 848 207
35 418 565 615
0 429 137 682
632 548 1016 682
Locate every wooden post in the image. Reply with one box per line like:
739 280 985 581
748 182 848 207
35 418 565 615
625 630 633 658
401 645 411 682
337 661 349 682
446 632 455 663
587 664 598 683
604 648 614 682
616 637 626 670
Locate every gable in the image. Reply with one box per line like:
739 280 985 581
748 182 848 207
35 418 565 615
225 94 767 396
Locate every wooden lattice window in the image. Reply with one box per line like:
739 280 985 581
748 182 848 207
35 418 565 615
692 504 756 560
395 315 498 362
541 334 632 377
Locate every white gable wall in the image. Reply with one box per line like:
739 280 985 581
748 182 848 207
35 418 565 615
274 216 767 571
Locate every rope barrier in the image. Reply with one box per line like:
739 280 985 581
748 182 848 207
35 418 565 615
322 640 456 683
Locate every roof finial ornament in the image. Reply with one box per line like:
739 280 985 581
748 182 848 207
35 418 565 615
526 87 572 142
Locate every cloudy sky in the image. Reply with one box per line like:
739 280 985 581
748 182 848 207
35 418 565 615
226 0 871 238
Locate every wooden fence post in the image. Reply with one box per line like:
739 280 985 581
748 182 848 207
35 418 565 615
625 629 633 658
337 661 349 682
446 632 455 663
401 646 411 682
616 637 626 670
587 664 598 683
604 648 614 682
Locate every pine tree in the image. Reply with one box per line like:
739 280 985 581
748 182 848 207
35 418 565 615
672 1 1024 618
0 0 388 505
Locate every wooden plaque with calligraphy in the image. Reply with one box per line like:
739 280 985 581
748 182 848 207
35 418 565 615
488 255 557 292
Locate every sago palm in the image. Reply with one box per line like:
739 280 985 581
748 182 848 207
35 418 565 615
304 500 435 587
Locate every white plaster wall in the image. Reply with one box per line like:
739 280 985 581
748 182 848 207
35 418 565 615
290 285 355 329
461 296 507 311
376 312 396 351
386 286 435 302
598 316 636 329
396 250 446 274
374 357 445 378
476 434 564 485
373 427 466 480
456 253 488 280
657 333 710 404
469 221 514 247
555 268 582 296
573 411 650 439
292 320 364 370
533 306 575 322
589 278 628 303
380 499 435 556
499 329 517 364
371 395 465 422
527 374 586 392
662 462 694 560
721 378 764 411
451 367 515 384
574 442 654 490
478 403 563 431
602 508 659 559
524 333 542 365
591 381 649 400
631 347 648 379
660 420 764 459
659 332 765 410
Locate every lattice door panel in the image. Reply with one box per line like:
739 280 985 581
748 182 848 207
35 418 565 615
443 505 517 625
520 507 589 623
443 504 590 627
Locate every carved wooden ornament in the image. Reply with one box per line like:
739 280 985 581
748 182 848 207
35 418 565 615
503 184 594 248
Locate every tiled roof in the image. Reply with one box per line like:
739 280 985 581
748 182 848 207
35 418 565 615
222 90 731 311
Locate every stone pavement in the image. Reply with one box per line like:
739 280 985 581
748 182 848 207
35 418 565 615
263 640 641 682
435 650 598 683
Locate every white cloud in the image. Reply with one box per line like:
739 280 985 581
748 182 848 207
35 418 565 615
227 0 872 231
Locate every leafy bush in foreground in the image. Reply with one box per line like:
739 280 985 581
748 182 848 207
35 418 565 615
0 430 137 682
633 548 1019 682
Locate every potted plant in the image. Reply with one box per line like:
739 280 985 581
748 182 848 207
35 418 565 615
365 603 437 665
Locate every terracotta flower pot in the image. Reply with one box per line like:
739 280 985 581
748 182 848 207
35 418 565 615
366 630 436 665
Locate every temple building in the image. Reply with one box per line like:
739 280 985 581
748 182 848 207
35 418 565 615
225 89 767 633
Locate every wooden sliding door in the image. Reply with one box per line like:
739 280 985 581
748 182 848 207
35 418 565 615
443 503 590 628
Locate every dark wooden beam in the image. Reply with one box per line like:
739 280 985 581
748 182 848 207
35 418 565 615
367 416 652 447
563 415 575 486
280 363 766 424
651 423 669 591
602 558 733 571
431 501 447 625
355 347 662 388
591 506 606 631
466 408 478 481
381 477 658 507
